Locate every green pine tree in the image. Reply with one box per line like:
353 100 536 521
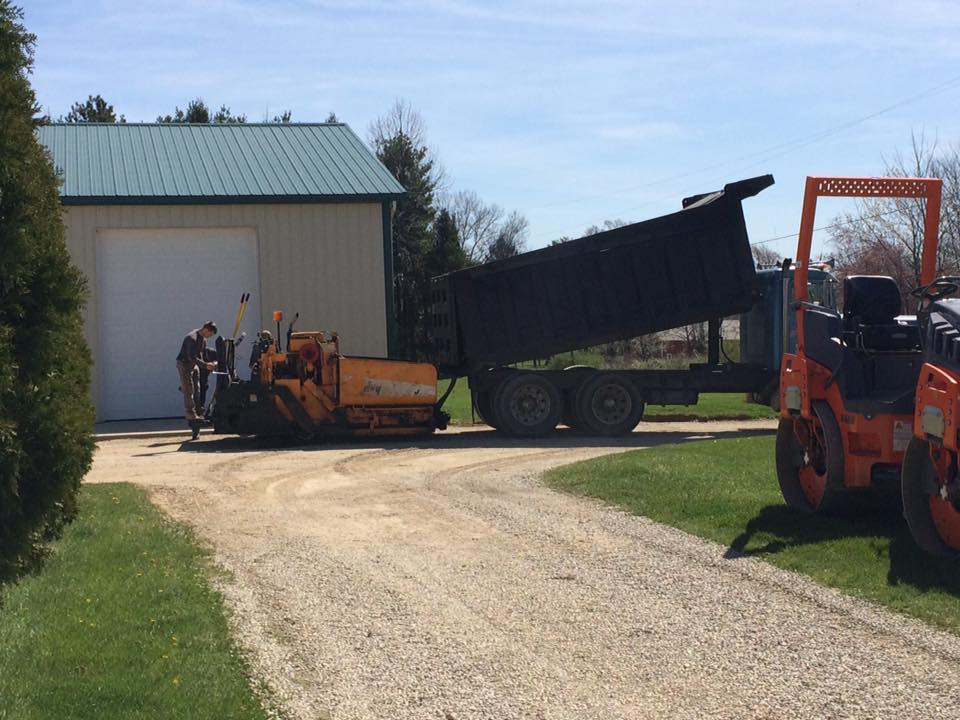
0 1 95 584
423 209 467 357
64 94 123 123
157 98 213 123
486 233 522 261
372 129 437 360
427 208 467 276
158 98 255 124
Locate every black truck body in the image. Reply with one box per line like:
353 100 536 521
427 175 785 437
431 175 774 376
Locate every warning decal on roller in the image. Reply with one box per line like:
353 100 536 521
893 421 913 453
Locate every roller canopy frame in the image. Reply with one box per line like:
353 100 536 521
793 176 943 355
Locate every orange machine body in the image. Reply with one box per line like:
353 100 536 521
914 362 960 452
265 331 438 435
777 176 942 502
218 329 441 439
780 352 916 488
908 359 960 552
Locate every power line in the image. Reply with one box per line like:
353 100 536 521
546 72 960 213
749 207 903 246
529 71 960 243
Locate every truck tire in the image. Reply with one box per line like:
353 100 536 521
573 373 644 436
750 379 780 412
562 366 591 429
561 396 579 429
474 390 501 430
493 373 562 438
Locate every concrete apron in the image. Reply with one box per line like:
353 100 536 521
94 418 213 441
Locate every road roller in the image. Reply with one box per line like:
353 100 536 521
774 175 960 556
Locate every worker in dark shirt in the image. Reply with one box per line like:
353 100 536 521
176 321 218 438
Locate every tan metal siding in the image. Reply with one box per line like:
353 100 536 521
62 203 387 417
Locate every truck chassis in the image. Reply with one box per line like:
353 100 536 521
467 320 775 437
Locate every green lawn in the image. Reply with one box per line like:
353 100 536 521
439 377 774 425
439 378 475 424
643 392 776 420
547 435 960 635
0 484 272 720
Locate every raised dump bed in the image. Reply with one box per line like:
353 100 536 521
430 175 774 376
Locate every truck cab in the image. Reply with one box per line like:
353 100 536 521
740 264 837 405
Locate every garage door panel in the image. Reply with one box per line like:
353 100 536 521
96 227 260 421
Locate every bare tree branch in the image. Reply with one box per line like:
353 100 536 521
368 99 447 191
828 133 960 297
584 219 629 236
752 245 780 267
443 190 528 264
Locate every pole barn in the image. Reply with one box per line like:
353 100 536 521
38 122 403 421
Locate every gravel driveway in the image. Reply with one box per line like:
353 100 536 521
87 421 960 719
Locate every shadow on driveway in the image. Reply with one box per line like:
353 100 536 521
156 424 775 455
725 495 960 599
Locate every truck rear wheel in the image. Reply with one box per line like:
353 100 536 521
474 390 501 430
494 373 562 438
573 373 644 436
562 366 590 429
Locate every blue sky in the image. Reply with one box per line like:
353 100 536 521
24 0 960 258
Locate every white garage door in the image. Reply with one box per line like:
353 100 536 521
96 227 261 421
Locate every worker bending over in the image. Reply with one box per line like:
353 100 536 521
176 321 218 439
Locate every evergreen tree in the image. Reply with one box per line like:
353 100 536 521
426 209 467 277
64 94 123 123
212 104 246 124
157 97 213 123
374 131 436 359
158 98 269 124
370 102 440 360
486 232 523 261
422 209 468 356
0 1 95 584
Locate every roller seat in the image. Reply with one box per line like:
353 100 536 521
842 275 920 352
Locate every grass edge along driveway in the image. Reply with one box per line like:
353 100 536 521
0 483 278 720
546 434 960 636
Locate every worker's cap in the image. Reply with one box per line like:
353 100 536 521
202 321 218 333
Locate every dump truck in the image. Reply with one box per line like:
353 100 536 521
211 174 834 441
427 174 836 437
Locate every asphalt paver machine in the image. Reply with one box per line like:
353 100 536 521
775 175 960 556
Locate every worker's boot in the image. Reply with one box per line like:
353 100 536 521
189 420 200 440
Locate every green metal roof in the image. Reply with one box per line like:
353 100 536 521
37 123 405 204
